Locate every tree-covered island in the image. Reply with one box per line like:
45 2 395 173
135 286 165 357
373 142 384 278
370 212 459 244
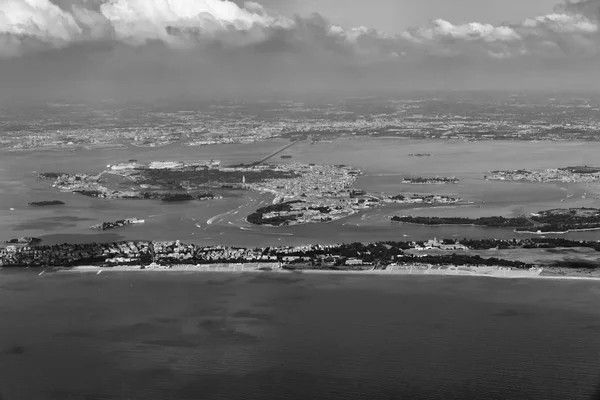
391 208 600 234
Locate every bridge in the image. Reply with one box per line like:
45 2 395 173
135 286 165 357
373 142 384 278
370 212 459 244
255 140 299 165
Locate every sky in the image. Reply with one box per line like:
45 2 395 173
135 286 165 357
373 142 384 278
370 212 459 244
258 0 560 34
1 0 600 102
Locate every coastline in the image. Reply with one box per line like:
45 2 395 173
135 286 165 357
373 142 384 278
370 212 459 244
17 264 599 281
514 227 600 234
393 221 600 235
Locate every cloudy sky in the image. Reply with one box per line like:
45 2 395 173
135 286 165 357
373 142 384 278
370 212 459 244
1 0 599 101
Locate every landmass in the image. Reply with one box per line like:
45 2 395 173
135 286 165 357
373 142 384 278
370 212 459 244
391 208 600 234
90 218 145 231
2 237 600 279
408 153 432 157
6 94 600 152
40 160 379 227
485 166 600 183
5 237 42 245
392 215 533 228
28 200 65 207
383 194 466 204
402 176 459 184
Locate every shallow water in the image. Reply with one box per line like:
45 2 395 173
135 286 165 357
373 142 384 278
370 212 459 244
1 138 599 246
0 271 599 399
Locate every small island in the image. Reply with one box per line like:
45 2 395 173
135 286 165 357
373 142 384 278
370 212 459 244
5 237 42 245
28 200 65 207
383 194 466 205
392 208 600 234
391 215 533 228
90 218 145 231
408 153 432 157
402 176 459 184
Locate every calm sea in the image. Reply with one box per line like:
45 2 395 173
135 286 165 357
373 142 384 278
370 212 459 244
3 138 600 246
1 271 600 400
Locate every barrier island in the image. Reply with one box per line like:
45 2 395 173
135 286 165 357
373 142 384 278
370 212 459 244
2 237 600 279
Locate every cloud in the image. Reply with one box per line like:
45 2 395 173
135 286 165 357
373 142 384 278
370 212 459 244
1 0 600 99
1 0 598 61
557 0 600 19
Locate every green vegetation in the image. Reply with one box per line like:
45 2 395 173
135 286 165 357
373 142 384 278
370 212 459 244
28 200 65 206
392 209 600 233
559 166 600 174
72 190 104 197
246 200 305 226
38 172 65 179
516 208 600 233
136 168 299 189
5 237 41 245
391 215 534 228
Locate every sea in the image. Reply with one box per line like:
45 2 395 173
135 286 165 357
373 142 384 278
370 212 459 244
1 138 600 247
0 270 600 399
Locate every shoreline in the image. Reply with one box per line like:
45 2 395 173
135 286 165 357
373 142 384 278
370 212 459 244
10 264 599 281
392 221 600 235
514 227 600 234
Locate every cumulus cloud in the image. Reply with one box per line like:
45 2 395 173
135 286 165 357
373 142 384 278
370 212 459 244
1 0 600 100
1 0 599 60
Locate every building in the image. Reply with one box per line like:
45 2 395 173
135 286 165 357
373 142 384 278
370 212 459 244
415 238 468 251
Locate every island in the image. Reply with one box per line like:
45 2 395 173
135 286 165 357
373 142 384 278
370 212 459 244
90 218 145 231
408 153 432 157
391 215 533 228
391 208 600 234
402 176 459 184
2 237 600 278
28 200 65 207
5 237 42 245
383 194 466 205
485 165 600 183
41 160 377 227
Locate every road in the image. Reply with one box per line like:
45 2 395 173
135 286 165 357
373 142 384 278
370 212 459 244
255 140 299 164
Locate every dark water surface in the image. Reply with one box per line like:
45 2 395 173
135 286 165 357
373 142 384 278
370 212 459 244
1 271 600 399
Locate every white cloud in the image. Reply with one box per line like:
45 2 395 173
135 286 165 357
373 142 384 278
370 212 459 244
0 0 599 64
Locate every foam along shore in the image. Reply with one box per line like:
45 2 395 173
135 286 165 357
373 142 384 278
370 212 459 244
36 264 600 281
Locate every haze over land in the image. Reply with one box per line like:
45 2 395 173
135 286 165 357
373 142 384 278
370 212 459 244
3 0 600 101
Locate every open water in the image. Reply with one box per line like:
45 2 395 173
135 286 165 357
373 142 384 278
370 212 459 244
1 138 600 247
0 271 600 399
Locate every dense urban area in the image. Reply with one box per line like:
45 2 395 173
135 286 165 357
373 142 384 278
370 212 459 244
4 94 600 151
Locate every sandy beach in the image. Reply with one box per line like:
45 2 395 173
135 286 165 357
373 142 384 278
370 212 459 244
26 264 600 281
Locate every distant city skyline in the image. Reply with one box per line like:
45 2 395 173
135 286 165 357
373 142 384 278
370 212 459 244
1 0 599 102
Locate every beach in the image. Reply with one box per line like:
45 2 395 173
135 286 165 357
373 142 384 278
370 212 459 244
20 263 599 281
